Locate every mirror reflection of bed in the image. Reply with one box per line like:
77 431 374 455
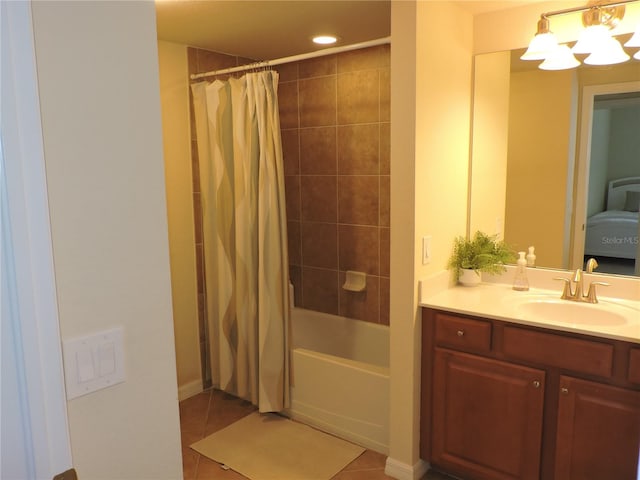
584 177 640 276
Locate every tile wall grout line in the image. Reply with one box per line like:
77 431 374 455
296 70 304 309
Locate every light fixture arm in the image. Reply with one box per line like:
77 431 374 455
522 0 639 68
538 0 636 24
536 16 552 34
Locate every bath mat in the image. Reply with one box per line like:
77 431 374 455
190 412 365 480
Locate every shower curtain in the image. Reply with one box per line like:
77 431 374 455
191 70 290 413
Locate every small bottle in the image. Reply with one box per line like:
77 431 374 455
526 246 536 267
513 251 530 291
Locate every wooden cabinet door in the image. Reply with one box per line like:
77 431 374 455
432 348 545 480
555 376 640 480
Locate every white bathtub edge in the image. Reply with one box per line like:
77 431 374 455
293 347 389 376
285 407 389 455
384 457 430 480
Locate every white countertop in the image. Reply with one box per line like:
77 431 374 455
419 269 640 344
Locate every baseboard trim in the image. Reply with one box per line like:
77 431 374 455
384 457 430 480
178 379 203 401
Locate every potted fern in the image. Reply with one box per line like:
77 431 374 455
447 231 516 286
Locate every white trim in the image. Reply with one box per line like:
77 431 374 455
1 1 72 477
384 456 430 480
178 379 204 401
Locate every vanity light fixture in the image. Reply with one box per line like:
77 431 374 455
572 5 622 53
626 23 640 58
625 23 640 59
312 35 338 45
539 44 582 70
626 24 640 43
522 0 640 70
520 17 558 60
572 24 612 54
585 35 631 64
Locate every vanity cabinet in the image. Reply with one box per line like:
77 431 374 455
421 309 640 480
432 349 545 479
555 376 640 480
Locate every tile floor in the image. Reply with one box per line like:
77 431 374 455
179 388 454 480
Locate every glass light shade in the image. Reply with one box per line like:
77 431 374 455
539 44 581 70
584 36 630 65
521 32 558 60
624 26 640 48
572 25 611 54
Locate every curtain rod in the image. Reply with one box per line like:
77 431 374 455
190 36 391 80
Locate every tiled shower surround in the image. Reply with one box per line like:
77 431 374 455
278 46 390 324
187 45 390 383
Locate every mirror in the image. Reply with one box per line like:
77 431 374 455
470 45 640 278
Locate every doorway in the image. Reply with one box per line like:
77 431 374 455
573 81 640 276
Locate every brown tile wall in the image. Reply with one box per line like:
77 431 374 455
278 45 391 325
186 45 390 387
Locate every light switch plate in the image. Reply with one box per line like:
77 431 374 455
495 217 504 238
63 327 125 400
422 235 432 265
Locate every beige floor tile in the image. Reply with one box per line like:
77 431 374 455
421 470 457 480
342 450 387 471
180 388 459 480
331 469 395 480
182 446 199 480
195 456 248 480
180 391 212 436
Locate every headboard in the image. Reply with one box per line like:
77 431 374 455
607 176 640 211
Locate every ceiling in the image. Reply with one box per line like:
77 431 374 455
155 1 390 60
155 0 535 61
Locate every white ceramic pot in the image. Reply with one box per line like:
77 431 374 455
459 268 481 286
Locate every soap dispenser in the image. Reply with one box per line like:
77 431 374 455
513 251 530 291
526 246 536 267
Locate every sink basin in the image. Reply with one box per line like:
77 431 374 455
514 297 631 326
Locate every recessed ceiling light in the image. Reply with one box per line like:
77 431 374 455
312 35 338 45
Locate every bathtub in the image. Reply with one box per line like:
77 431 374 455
285 306 390 454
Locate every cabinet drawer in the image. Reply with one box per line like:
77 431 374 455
503 326 613 378
629 349 640 384
435 313 491 352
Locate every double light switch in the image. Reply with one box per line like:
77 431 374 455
63 327 125 400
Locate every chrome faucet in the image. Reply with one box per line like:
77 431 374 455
554 259 609 303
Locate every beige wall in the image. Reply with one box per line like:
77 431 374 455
474 1 581 54
389 0 473 470
504 69 576 267
469 50 510 237
157 40 202 399
31 2 183 479
389 0 418 469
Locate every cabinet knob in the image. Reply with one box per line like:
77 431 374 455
457 330 465 337
532 380 541 388
561 387 569 395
